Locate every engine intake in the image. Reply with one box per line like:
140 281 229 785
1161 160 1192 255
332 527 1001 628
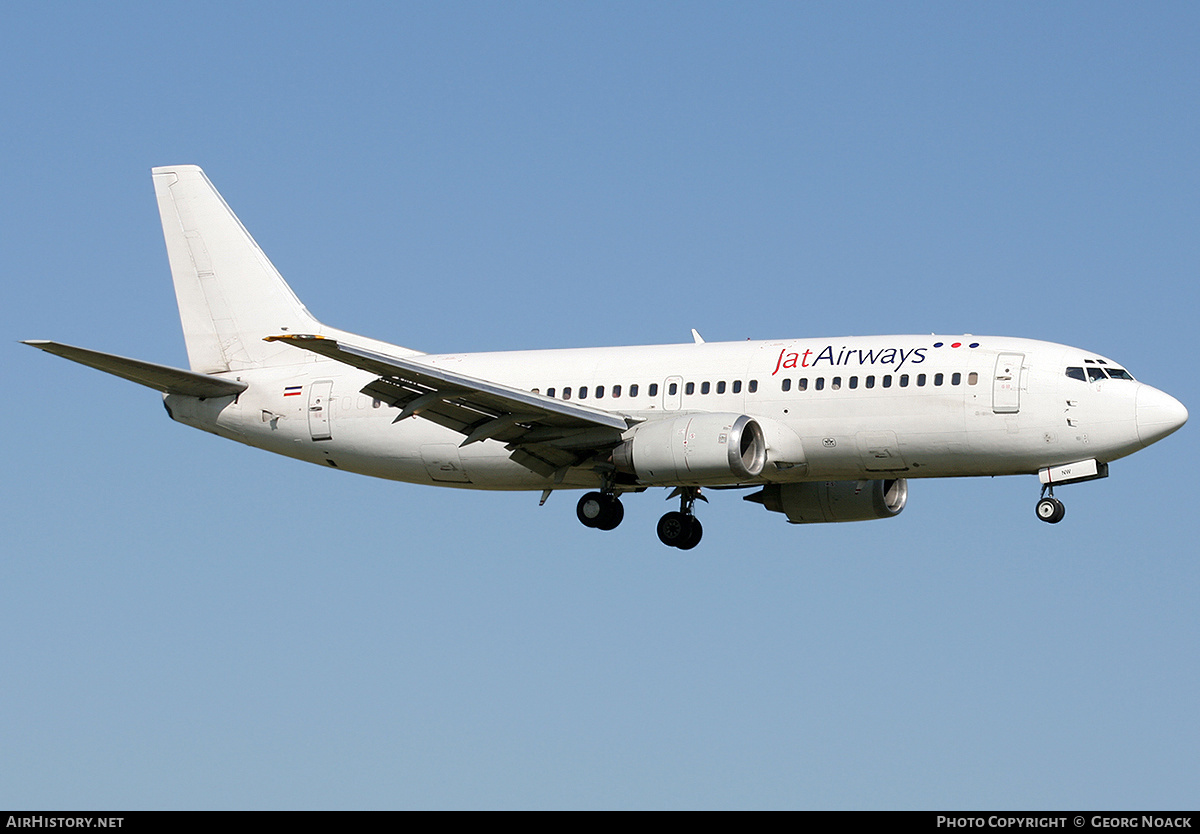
746 479 907 523
613 414 766 485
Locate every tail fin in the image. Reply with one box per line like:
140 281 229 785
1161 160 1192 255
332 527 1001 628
152 165 321 373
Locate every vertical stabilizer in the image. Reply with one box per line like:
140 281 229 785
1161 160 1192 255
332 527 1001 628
152 165 321 373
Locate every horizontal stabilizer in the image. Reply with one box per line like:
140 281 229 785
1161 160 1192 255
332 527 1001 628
23 340 247 398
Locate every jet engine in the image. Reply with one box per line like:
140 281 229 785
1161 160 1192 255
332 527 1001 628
746 479 907 523
613 413 766 485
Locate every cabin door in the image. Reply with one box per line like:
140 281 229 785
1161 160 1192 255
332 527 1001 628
992 353 1024 414
308 380 334 441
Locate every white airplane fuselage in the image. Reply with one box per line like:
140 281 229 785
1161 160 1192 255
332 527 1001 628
165 333 1175 489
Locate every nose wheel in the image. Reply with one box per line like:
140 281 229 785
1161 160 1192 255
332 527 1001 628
657 487 704 549
1036 486 1066 524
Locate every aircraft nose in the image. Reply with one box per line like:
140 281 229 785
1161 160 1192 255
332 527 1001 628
1136 384 1188 447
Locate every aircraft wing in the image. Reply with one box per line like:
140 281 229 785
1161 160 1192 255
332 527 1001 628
266 334 632 477
23 340 248 398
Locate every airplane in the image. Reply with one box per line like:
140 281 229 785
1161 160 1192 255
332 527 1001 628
24 165 1189 549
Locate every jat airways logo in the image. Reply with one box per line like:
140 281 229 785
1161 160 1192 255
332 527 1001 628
771 344 929 376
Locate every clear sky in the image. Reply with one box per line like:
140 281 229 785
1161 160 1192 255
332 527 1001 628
3 1 1198 810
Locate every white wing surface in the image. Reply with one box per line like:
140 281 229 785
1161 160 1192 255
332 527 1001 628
267 334 633 477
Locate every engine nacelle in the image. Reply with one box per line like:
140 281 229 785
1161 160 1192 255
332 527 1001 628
613 413 766 485
747 479 908 524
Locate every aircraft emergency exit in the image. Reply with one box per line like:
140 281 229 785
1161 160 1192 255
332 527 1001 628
24 166 1188 548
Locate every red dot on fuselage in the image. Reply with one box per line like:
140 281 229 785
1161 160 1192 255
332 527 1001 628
951 342 961 348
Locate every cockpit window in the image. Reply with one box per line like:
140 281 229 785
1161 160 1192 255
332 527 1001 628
1066 367 1086 382
1106 368 1135 380
1087 367 1107 383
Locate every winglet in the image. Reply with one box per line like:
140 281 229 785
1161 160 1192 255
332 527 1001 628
691 328 705 344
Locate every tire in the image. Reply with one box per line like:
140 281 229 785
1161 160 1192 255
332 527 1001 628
1036 497 1065 524
657 511 691 547
677 517 703 550
594 497 624 531
577 492 605 528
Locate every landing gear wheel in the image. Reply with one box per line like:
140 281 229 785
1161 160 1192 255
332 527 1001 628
594 496 624 531
657 511 689 547
577 492 624 530
1036 496 1066 524
678 517 703 550
657 511 702 549
577 492 604 528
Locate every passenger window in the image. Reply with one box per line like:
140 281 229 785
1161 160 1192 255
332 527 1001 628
563 387 572 400
934 373 944 386
668 382 678 396
899 374 909 387
547 387 556 398
781 379 791 392
917 374 926 387
882 375 892 388
732 380 742 394
717 381 726 394
372 398 382 408
579 386 588 399
631 384 639 397
797 379 807 391
1066 368 1086 382
748 380 758 393
951 373 961 385
849 376 858 389
967 372 978 385
612 384 621 398
685 382 694 395
865 376 875 389
648 383 658 397
831 377 841 390
701 381 710 394
595 385 604 399
815 378 825 391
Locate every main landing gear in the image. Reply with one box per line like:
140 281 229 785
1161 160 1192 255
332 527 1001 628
1036 485 1066 524
576 491 624 531
574 485 706 549
657 487 704 550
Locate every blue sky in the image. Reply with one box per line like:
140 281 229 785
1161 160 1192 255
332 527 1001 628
3 2 1198 809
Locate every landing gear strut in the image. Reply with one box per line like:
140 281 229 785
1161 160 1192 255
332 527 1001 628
657 487 704 550
577 491 624 531
1036 484 1066 524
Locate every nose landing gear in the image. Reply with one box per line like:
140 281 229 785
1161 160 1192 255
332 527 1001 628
1036 485 1066 524
657 487 705 549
